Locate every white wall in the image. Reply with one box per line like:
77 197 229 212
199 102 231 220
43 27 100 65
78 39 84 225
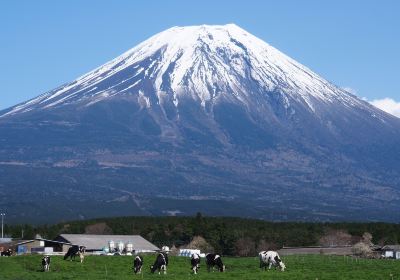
385 251 393 258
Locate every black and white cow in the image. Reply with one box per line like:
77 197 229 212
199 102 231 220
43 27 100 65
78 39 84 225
190 253 201 274
79 246 85 263
133 255 143 274
205 253 225 272
1 249 12 257
150 252 168 274
259 251 286 271
64 245 85 262
42 256 51 272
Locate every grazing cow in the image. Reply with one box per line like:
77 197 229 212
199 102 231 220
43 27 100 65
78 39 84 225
205 253 225 272
150 252 168 274
64 246 85 261
259 251 286 271
190 253 201 274
133 255 143 274
1 249 12 257
42 256 51 272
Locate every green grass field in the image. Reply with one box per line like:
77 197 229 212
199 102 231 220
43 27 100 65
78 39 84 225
0 255 399 280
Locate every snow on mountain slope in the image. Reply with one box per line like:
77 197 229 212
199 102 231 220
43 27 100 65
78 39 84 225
0 24 377 119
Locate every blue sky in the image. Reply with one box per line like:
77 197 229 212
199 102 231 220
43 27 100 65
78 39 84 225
1 0 400 114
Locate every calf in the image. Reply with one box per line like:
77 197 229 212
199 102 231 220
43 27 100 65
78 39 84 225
150 252 168 274
133 255 143 274
42 256 51 272
205 253 225 272
190 253 201 274
259 250 286 271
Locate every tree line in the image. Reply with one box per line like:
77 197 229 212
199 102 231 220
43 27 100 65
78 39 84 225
4 214 400 256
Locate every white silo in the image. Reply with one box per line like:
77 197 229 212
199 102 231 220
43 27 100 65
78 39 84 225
109 240 115 252
126 242 133 253
117 241 125 252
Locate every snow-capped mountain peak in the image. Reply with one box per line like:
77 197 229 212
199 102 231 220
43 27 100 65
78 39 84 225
1 24 372 118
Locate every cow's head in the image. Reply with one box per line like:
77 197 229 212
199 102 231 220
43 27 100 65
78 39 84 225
220 264 226 272
279 261 286 272
161 246 170 253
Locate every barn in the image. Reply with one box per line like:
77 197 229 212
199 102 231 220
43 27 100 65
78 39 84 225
381 245 400 259
54 234 159 253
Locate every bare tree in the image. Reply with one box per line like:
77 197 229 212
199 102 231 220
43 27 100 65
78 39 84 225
235 237 256 257
319 229 352 246
256 239 279 252
352 242 372 257
184 236 214 253
362 232 373 246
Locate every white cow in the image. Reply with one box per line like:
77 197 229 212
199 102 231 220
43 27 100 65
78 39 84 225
259 251 286 271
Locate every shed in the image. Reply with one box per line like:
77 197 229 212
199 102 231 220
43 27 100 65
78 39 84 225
54 234 159 253
15 238 71 254
381 245 400 259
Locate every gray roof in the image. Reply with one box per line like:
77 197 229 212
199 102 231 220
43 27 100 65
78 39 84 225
382 245 400 250
57 234 159 251
16 238 71 246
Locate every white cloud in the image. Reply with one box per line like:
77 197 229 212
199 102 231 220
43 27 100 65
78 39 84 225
370 98 400 118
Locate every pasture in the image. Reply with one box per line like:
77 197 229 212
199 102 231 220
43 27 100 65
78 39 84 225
0 255 399 280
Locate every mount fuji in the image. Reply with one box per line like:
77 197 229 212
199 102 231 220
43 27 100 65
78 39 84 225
1 24 400 223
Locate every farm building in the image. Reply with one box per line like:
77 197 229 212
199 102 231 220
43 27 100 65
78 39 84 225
381 245 400 259
54 234 159 253
15 238 71 254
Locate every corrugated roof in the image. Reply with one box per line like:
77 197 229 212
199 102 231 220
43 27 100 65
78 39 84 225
16 238 71 246
58 234 159 251
382 245 400 250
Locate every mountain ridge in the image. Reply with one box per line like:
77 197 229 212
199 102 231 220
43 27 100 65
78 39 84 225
0 24 399 223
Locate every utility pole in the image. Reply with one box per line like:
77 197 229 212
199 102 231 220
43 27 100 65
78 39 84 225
0 213 5 239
